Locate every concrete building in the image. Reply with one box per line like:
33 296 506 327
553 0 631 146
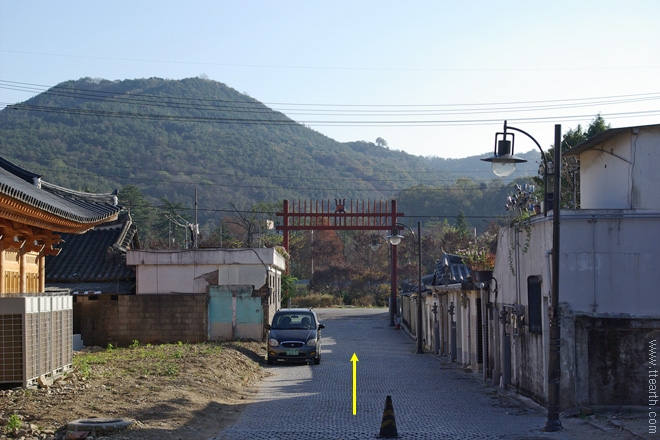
489 123 660 410
127 247 286 341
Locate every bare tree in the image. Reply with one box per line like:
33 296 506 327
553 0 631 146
225 201 279 247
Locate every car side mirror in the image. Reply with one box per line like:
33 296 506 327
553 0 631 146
265 324 270 330
318 324 325 330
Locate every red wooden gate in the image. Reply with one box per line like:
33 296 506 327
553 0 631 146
276 199 404 319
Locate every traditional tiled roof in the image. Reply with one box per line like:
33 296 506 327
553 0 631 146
45 212 137 284
0 156 120 225
431 252 471 285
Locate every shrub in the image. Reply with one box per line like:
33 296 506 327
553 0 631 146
291 292 339 308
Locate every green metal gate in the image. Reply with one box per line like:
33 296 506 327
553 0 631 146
208 285 263 340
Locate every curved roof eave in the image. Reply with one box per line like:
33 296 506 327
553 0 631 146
0 167 121 224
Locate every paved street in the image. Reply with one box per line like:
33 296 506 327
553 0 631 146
212 308 630 440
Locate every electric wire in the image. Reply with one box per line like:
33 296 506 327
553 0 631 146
117 202 506 220
5 100 660 127
3 80 660 115
1 80 659 122
39 167 531 193
2 152 540 184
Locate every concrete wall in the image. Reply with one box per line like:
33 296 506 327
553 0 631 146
492 210 660 408
496 211 660 317
73 293 207 347
403 285 484 370
569 314 660 407
127 248 286 295
580 125 660 210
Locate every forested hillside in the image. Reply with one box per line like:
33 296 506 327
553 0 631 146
1 79 442 205
0 77 534 239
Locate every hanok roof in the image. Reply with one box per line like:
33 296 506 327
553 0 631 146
564 123 660 157
0 156 121 233
431 252 471 285
45 212 137 285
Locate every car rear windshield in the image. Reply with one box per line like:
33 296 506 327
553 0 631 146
272 312 316 330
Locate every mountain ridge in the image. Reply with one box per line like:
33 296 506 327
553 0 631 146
0 77 537 231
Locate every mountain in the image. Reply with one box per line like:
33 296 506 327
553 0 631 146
0 77 539 236
0 78 452 215
427 150 541 180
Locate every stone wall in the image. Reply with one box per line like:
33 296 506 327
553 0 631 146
73 293 207 347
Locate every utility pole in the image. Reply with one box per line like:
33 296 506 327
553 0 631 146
194 187 198 248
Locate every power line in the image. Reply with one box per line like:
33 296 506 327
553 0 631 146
6 101 660 127
120 202 508 220
3 152 539 184
48 168 530 193
2 79 659 112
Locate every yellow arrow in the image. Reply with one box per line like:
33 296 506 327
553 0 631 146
351 353 359 415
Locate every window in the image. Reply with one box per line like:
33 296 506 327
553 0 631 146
273 312 316 330
527 275 543 335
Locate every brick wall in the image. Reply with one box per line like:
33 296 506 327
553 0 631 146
74 293 207 347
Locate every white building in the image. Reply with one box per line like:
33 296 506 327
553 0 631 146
127 248 286 341
490 123 660 409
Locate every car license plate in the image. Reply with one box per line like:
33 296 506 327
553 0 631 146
286 348 299 356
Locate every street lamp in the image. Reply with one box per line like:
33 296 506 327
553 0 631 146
483 121 562 432
369 234 396 327
482 120 554 216
386 222 424 354
369 236 383 252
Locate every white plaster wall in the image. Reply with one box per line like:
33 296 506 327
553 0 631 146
631 126 660 209
128 248 286 295
560 212 660 315
136 266 159 294
494 212 660 316
580 126 660 210
218 265 267 288
127 248 286 269
135 264 217 294
580 135 632 209
493 218 552 307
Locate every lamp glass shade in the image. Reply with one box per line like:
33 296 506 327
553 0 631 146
386 233 404 246
369 243 382 252
492 161 516 177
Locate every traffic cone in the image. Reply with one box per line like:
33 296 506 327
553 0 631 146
376 395 399 438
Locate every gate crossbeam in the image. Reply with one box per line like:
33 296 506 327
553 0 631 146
275 199 404 327
276 199 403 251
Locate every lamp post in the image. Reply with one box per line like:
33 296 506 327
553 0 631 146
369 235 396 327
387 221 424 354
482 121 562 432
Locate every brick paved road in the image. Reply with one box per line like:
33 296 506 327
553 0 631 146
212 308 594 440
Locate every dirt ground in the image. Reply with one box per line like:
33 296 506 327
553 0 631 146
0 341 270 440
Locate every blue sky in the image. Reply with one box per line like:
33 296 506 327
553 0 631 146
1 0 659 158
